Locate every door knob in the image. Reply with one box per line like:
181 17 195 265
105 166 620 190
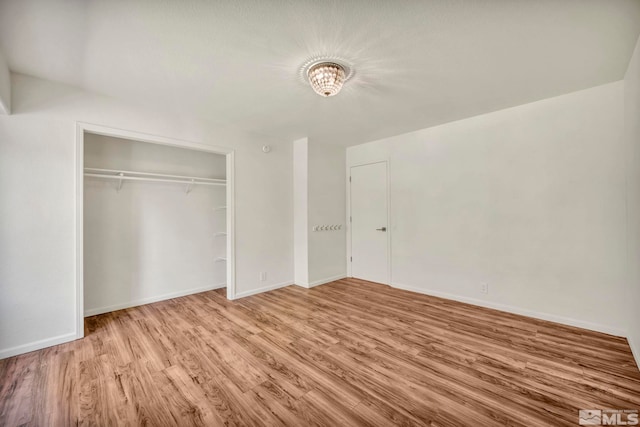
376 227 387 232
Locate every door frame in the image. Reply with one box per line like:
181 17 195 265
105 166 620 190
346 159 391 285
75 122 236 340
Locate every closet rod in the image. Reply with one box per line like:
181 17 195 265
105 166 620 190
84 173 226 186
84 167 226 184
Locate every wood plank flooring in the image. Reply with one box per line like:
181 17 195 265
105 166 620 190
1 278 639 426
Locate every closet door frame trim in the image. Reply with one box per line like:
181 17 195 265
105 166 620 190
75 122 236 339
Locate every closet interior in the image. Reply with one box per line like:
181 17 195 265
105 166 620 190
83 133 227 316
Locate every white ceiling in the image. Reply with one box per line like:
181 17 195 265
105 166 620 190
1 0 640 146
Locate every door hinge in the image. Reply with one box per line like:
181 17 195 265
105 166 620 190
350 216 352 223
349 176 351 182
350 257 352 262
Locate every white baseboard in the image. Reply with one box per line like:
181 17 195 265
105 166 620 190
232 280 293 299
84 283 226 317
0 332 78 360
391 282 627 337
304 274 347 289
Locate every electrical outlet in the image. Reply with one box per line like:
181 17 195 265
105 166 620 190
481 283 489 294
259 272 267 282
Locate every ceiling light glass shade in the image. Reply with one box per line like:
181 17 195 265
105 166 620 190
307 62 346 97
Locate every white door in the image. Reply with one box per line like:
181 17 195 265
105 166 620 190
350 162 389 283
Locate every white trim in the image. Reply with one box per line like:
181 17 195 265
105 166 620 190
0 332 78 360
345 159 350 278
84 283 226 317
75 122 237 339
300 274 347 289
75 124 84 338
347 160 391 285
629 335 640 371
391 282 627 337
347 158 390 168
225 151 236 300
386 160 392 285
76 123 232 154
233 281 293 299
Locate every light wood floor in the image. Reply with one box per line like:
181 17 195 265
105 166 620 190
1 279 639 426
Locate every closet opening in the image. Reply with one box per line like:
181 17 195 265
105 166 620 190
75 123 235 339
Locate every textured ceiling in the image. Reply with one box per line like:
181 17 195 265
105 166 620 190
1 0 640 145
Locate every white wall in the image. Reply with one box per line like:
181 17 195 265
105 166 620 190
84 134 227 178
307 142 346 285
292 138 347 287
293 138 309 286
0 49 9 114
347 82 627 336
83 135 226 315
0 74 293 358
624 36 640 364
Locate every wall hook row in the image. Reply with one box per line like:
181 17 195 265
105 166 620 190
312 225 343 232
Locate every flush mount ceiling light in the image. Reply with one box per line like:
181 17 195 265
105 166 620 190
308 62 345 97
300 57 354 98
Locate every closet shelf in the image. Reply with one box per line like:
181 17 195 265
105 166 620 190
84 167 226 192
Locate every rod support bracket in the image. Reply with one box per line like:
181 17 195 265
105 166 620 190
116 172 124 192
185 179 195 194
